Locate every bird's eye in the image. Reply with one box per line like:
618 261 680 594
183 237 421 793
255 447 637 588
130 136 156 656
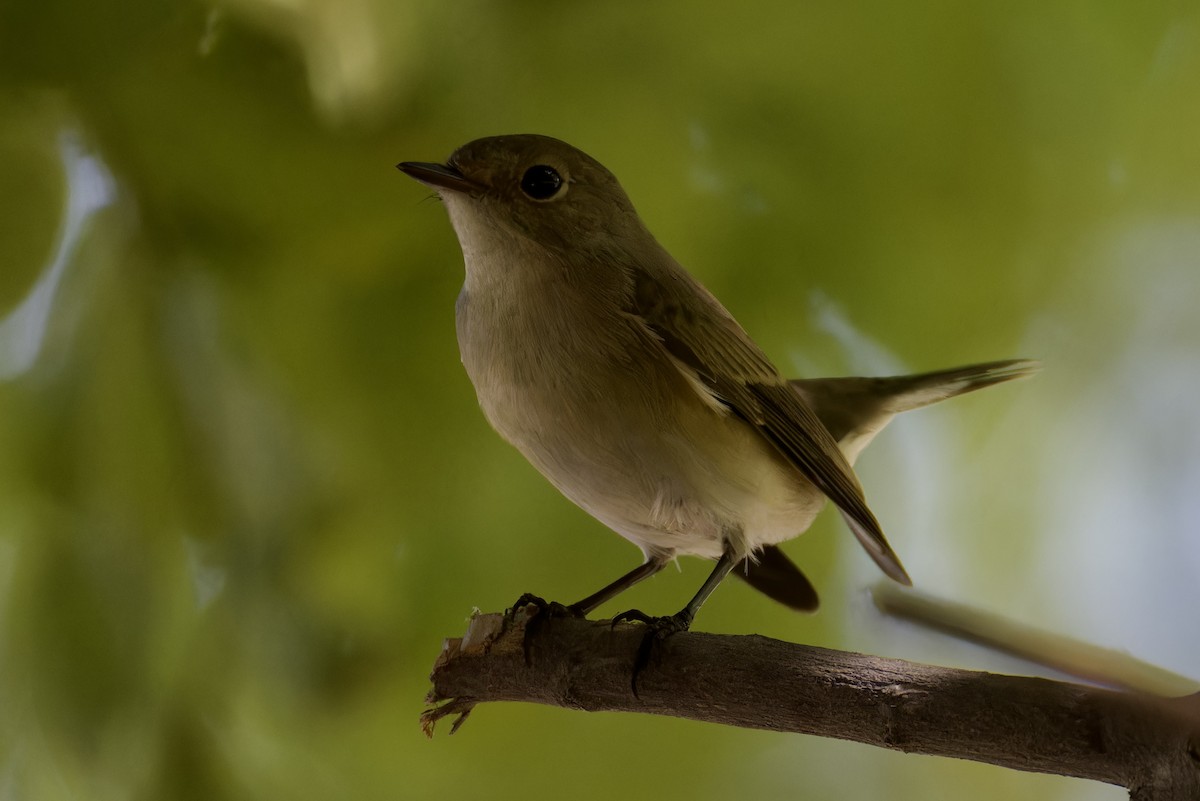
520 165 564 200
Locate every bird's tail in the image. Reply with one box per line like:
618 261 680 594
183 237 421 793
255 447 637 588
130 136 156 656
789 359 1039 450
866 359 1041 415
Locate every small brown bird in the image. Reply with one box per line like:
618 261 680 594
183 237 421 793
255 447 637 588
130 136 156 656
399 134 1035 634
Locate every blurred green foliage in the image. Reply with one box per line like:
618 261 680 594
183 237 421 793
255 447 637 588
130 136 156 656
1 1 1198 799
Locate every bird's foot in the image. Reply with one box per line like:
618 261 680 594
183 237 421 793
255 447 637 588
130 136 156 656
610 608 694 696
506 593 581 621
506 593 584 665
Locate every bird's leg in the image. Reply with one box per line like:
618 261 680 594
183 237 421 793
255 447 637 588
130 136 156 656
508 556 669 620
567 556 669 615
613 547 739 695
507 556 670 664
612 547 738 628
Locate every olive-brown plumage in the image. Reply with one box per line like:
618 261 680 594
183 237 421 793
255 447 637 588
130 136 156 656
398 134 1035 626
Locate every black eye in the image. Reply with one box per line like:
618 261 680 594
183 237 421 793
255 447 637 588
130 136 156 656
520 165 563 200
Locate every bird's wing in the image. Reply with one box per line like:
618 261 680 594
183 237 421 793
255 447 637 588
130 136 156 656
629 264 911 585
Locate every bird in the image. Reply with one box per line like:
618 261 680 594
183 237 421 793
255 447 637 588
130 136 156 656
397 134 1036 637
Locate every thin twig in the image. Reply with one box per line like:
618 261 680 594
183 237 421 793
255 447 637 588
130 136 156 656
872 584 1200 697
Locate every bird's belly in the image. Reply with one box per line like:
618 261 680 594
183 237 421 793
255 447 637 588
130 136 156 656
477 363 826 560
457 291 827 560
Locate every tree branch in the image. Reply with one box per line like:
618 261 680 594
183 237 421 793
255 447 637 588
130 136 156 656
423 606 1200 801
872 584 1200 697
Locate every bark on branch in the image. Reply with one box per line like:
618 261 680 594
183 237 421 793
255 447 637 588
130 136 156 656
423 606 1200 801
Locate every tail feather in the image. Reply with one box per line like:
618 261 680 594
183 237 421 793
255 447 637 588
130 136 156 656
790 359 1039 444
733 545 820 612
872 359 1041 415
749 359 1038 608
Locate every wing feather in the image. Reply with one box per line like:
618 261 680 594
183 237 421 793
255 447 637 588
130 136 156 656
631 264 911 585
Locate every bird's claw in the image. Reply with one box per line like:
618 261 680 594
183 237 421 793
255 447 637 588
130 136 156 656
610 609 694 696
506 593 584 666
610 608 657 626
507 593 583 620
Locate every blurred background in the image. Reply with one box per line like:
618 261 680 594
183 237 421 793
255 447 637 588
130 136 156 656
1 1 1198 799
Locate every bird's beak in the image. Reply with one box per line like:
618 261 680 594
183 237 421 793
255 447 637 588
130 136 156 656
396 160 475 193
